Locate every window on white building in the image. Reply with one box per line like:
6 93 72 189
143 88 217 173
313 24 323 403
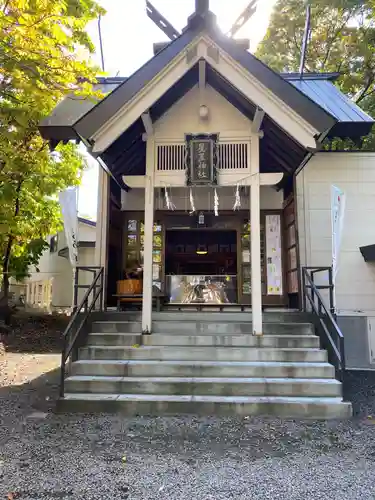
50 234 58 253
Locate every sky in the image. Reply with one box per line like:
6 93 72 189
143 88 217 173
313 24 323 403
78 0 277 220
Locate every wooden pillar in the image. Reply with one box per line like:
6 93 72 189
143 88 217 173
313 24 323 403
250 136 263 335
142 136 155 333
95 165 109 307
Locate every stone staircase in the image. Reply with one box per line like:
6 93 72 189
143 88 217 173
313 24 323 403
59 312 352 418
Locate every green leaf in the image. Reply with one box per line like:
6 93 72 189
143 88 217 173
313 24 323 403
0 0 102 289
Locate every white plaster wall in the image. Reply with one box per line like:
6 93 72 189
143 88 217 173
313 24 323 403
78 222 96 242
25 221 96 308
121 186 283 212
154 84 252 140
26 232 72 307
296 152 375 315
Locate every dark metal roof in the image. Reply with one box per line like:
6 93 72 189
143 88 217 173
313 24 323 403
61 21 338 145
208 28 336 134
74 27 201 140
39 24 373 150
289 78 373 137
78 217 96 227
38 10 374 184
283 72 340 81
360 244 375 262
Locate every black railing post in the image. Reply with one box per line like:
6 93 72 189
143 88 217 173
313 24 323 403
328 267 335 315
302 268 307 311
99 269 104 311
339 334 346 377
59 266 105 399
73 267 79 314
60 337 67 398
93 270 97 307
311 272 315 311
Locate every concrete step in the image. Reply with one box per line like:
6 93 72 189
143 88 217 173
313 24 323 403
71 360 336 378
91 321 314 336
87 333 320 348
87 333 142 346
78 345 327 362
88 311 313 323
64 375 342 397
58 393 352 419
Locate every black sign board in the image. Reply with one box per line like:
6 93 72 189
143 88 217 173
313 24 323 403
185 133 218 186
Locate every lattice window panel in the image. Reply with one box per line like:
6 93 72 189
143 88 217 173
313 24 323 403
157 144 185 171
156 142 249 171
218 142 248 170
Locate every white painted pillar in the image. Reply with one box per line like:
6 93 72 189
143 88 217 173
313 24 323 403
142 136 155 333
95 165 109 307
250 136 263 335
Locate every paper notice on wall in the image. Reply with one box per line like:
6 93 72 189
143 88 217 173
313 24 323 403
152 264 160 280
265 215 283 295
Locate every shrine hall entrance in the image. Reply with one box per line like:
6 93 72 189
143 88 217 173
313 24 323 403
121 210 290 308
165 229 238 304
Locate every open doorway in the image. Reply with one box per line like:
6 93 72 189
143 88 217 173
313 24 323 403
165 230 238 304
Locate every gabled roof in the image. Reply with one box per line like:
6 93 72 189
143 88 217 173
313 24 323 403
100 61 307 179
69 25 336 143
39 9 374 183
40 29 373 149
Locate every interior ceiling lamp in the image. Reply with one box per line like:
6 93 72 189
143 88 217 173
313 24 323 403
199 104 209 120
196 244 208 255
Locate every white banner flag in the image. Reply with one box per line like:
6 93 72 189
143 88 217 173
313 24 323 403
59 187 78 267
331 185 346 310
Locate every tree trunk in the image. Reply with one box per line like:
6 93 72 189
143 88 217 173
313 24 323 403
2 235 13 299
1 235 14 326
1 178 22 326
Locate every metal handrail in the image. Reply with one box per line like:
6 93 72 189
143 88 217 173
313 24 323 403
302 267 345 380
60 267 104 397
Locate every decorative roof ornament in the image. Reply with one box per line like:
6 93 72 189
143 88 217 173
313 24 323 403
146 0 257 48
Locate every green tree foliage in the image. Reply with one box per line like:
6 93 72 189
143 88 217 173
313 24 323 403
0 0 104 301
256 0 375 147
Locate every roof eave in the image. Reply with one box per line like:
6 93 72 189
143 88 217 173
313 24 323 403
205 28 336 134
74 27 202 140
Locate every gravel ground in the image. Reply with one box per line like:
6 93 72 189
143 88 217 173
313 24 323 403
1 316 375 500
1 412 375 500
1 358 375 500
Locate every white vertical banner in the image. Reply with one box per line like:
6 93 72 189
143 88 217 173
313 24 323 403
331 185 346 311
265 214 283 295
59 187 79 267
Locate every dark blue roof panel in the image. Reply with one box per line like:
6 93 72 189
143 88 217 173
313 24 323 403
286 78 373 124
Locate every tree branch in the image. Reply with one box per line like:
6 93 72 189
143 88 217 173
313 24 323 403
355 78 375 104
